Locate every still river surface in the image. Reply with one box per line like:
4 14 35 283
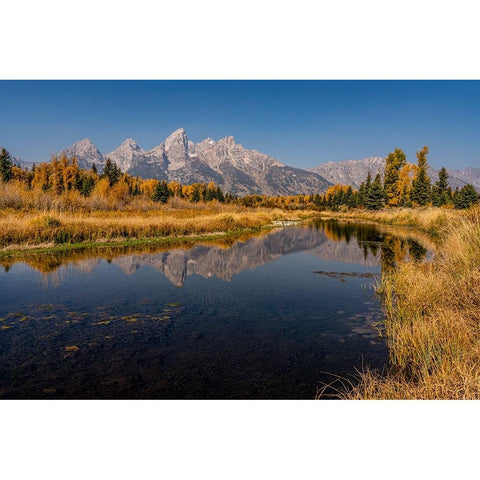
0 220 428 399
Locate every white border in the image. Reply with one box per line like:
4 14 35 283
2 400 480 480
2 1 480 80
1 1 479 479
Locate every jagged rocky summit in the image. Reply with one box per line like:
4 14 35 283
57 128 332 196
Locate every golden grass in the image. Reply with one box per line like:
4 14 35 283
0 204 311 250
345 207 480 399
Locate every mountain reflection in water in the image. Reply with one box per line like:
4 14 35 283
0 220 429 399
1 219 428 287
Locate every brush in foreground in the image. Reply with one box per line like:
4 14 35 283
346 208 480 399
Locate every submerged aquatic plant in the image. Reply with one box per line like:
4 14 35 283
64 345 79 352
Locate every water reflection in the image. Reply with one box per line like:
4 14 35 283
1 220 428 287
0 220 430 399
309 219 429 272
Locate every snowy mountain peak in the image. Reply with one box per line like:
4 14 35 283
165 127 187 144
75 138 96 147
60 138 104 169
119 138 141 149
164 128 189 171
108 138 145 156
106 138 148 171
218 136 236 146
195 138 216 151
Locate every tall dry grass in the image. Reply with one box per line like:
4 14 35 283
0 178 317 250
347 207 480 399
0 206 308 251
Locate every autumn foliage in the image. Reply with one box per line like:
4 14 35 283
0 153 229 212
0 146 477 213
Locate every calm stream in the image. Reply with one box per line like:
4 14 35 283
0 220 428 399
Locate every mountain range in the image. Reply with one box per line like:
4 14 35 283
57 128 332 196
4 128 479 194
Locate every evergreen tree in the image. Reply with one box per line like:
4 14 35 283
345 186 357 209
191 188 201 203
359 172 373 208
92 163 98 174
131 180 141 196
75 172 96 197
101 158 122 186
411 146 431 206
453 184 478 209
462 184 479 208
432 166 450 206
447 186 453 202
452 187 459 206
350 190 360 209
365 173 385 210
0 148 13 182
215 186 225 203
205 182 223 202
225 192 237 204
358 181 366 207
365 172 372 189
152 180 170 203
383 148 406 206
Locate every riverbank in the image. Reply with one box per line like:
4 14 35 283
341 207 480 399
0 206 311 254
315 207 462 237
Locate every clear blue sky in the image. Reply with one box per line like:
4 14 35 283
0 80 479 169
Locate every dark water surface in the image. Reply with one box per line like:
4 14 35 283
0 220 428 399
